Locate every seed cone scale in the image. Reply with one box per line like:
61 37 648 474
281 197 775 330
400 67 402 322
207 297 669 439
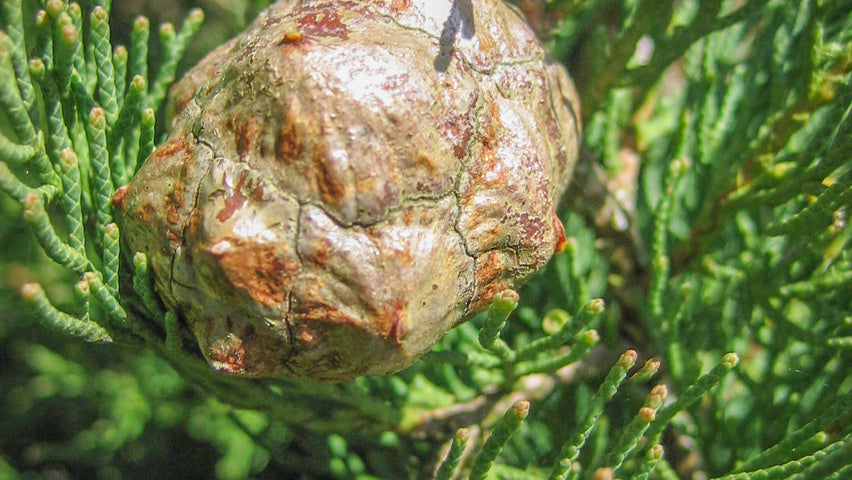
118 0 581 381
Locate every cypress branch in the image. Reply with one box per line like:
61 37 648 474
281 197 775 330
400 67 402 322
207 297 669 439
57 148 85 254
131 251 165 319
0 129 35 164
102 222 120 294
646 353 740 445
66 2 90 92
634 444 664 480
600 384 667 475
0 34 59 197
33 9 53 65
84 271 127 328
434 427 469 480
513 329 599 376
514 299 604 362
478 289 518 362
469 400 530 480
20 282 111 342
148 8 203 110
112 45 127 108
735 390 852 471
717 433 852 480
549 350 638 480
22 192 88 273
50 11 76 95
84 107 113 233
0 0 36 122
132 107 155 173
109 75 145 184
129 16 149 87
90 6 118 125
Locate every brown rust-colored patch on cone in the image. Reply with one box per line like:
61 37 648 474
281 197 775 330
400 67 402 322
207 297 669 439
121 0 580 381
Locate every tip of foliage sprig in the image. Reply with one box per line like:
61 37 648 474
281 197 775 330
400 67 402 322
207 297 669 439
631 358 661 383
620 349 638 369
132 251 148 270
478 290 518 361
22 192 43 220
434 427 470 480
59 23 77 47
35 9 48 27
113 45 127 62
641 386 667 421
20 281 111 343
20 282 43 302
91 6 108 24
105 223 119 240
130 75 145 91
188 8 205 24
493 289 520 311
88 107 106 128
159 23 176 38
592 467 614 480
586 298 605 314
639 407 656 422
133 15 149 31
141 108 155 123
468 399 530 480
74 279 89 298
513 399 530 419
45 0 64 18
59 148 77 171
723 352 740 368
542 309 570 334
649 384 668 400
28 58 45 78
581 329 600 345
592 467 615 480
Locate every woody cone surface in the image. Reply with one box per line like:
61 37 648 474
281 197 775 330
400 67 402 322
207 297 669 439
118 0 581 381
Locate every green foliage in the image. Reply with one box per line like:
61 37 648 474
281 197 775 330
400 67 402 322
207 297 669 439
1 0 851 479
